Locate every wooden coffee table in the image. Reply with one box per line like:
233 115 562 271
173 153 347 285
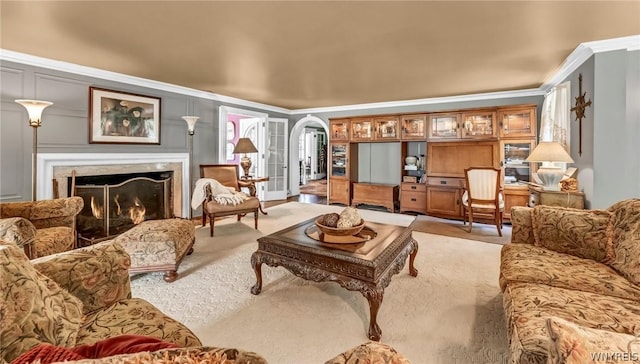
250 216 418 341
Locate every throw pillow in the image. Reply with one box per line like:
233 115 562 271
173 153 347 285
531 206 614 263
546 317 639 364
607 198 640 286
10 335 180 364
0 244 84 363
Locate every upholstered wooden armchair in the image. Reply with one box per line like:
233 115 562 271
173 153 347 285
198 164 260 237
462 167 504 236
0 197 83 258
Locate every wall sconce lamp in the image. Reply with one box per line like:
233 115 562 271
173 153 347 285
15 99 53 201
181 116 200 218
233 138 258 179
526 141 574 191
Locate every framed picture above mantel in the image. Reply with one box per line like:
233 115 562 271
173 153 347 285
89 87 161 144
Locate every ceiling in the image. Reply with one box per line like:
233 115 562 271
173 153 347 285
1 1 639 110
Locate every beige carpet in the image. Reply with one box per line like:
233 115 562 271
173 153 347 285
130 202 509 364
411 215 511 245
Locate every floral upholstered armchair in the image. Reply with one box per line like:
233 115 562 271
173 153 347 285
0 238 268 364
0 197 83 258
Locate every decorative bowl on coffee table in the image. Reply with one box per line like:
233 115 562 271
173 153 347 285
315 217 365 236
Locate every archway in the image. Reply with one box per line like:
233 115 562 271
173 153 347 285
289 114 329 197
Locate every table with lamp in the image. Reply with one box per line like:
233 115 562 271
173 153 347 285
525 141 585 209
233 138 270 215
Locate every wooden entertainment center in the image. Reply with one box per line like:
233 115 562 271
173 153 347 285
328 104 538 222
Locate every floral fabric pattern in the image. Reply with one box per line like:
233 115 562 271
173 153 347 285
531 206 614 263
0 243 84 363
0 217 36 252
32 241 132 314
500 243 640 302
0 197 83 258
510 206 535 245
607 199 640 286
503 282 640 364
68 346 269 364
113 218 195 269
76 298 201 348
546 316 640 364
324 341 412 364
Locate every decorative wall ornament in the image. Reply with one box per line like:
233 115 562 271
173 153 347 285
570 73 592 156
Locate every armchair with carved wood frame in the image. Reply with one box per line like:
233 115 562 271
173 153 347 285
199 164 260 237
461 167 504 236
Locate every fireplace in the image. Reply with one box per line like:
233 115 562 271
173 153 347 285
38 153 191 227
73 171 173 245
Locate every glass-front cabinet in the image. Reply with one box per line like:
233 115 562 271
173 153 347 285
461 111 497 138
373 116 400 141
350 117 374 142
498 106 536 138
501 140 536 184
330 143 348 178
427 113 461 140
401 114 427 140
330 118 350 141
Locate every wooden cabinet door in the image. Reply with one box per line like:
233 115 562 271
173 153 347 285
428 113 461 140
350 117 374 142
401 114 427 140
426 186 462 217
329 119 350 141
498 106 536 138
460 111 497 139
329 179 350 205
501 140 537 184
503 185 529 220
373 116 400 141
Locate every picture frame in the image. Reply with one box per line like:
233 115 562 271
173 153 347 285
89 87 161 144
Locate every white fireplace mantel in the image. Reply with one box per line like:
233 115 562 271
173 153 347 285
38 153 190 218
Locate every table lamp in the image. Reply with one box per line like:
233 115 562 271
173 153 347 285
233 138 258 178
526 141 574 191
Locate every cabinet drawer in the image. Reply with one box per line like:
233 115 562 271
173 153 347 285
401 183 426 192
400 191 427 214
426 177 465 188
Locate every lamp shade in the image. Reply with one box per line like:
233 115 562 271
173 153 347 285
233 138 258 154
181 116 200 134
526 142 574 163
15 100 53 127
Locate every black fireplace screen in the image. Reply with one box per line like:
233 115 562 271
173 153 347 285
72 171 172 245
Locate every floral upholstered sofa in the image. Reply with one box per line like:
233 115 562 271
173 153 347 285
0 196 83 258
500 199 640 363
0 238 410 364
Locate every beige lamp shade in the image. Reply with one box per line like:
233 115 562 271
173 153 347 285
233 138 258 178
233 138 258 154
526 141 574 163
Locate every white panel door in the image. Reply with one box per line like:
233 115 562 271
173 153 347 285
263 118 288 200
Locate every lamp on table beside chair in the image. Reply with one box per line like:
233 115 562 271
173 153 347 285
233 138 258 179
526 141 574 191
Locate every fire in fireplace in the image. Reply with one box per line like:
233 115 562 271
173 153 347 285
71 171 173 245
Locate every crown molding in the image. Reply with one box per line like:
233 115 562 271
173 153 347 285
0 49 290 115
540 35 640 93
2 35 638 115
289 89 545 115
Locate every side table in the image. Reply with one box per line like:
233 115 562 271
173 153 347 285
528 186 585 209
240 176 270 215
